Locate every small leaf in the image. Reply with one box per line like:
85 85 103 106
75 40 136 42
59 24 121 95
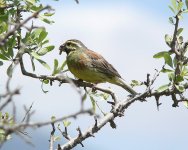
153 51 173 67
60 60 67 70
39 16 54 24
161 68 174 73
176 75 184 82
171 0 177 10
31 51 40 59
177 28 183 36
168 72 175 81
164 53 173 68
37 46 54 56
186 0 188 9
63 120 71 127
157 84 169 93
178 36 183 44
175 84 185 92
165 34 172 46
52 59 58 75
7 64 13 77
177 2 183 11
25 0 36 4
169 17 174 25
43 79 49 84
44 12 55 16
39 30 48 43
54 136 61 141
153 51 169 58
183 101 188 109
90 96 96 112
169 5 176 14
0 61 3 66
0 54 9 60
82 92 87 101
37 59 51 70
131 80 142 87
51 116 56 122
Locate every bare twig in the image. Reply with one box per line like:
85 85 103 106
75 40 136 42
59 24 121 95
0 109 94 132
49 123 55 150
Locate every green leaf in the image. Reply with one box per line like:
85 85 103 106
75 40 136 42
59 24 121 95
38 30 48 43
39 16 54 24
52 59 58 75
30 51 40 59
161 68 174 73
37 46 54 56
0 61 3 66
176 75 184 82
25 0 36 4
63 120 71 127
169 17 174 25
175 84 185 92
186 0 188 9
169 5 176 14
131 80 142 87
178 36 183 44
90 96 96 112
51 116 56 122
165 34 172 46
7 64 13 77
43 79 49 84
153 51 173 68
54 136 61 141
164 53 173 68
0 54 9 60
60 60 67 70
177 28 183 36
183 101 188 109
37 59 51 70
44 12 55 16
171 0 177 10
177 14 183 20
157 84 169 93
177 2 183 11
168 72 175 81
82 92 87 101
153 51 169 58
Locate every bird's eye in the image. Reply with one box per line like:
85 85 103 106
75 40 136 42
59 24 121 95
67 43 71 46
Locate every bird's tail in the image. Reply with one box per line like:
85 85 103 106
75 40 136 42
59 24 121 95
115 78 137 95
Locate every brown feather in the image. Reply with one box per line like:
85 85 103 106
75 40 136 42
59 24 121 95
85 49 122 78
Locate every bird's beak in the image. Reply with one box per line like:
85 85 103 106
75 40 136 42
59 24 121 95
59 44 65 55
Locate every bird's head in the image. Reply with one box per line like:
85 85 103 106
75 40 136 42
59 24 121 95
59 39 87 55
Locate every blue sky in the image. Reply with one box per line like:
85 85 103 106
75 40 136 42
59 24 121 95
1 0 188 150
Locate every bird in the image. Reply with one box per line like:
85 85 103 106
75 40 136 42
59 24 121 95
59 39 137 95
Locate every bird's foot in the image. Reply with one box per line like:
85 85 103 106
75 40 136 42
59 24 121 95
91 84 98 92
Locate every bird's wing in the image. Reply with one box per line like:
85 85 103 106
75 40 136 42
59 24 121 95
85 49 122 78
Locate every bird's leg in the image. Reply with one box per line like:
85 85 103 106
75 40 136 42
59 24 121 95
91 84 98 93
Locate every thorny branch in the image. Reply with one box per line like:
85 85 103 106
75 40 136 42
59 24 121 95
1 0 188 150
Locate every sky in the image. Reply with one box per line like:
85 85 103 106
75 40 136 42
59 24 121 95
1 0 188 150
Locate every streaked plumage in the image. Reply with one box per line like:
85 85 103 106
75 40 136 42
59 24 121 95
59 39 137 95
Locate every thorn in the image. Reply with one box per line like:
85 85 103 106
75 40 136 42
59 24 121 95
57 144 62 150
94 116 98 128
107 101 115 105
109 120 116 129
76 127 82 137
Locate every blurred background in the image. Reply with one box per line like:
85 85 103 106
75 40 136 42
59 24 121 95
1 0 188 149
